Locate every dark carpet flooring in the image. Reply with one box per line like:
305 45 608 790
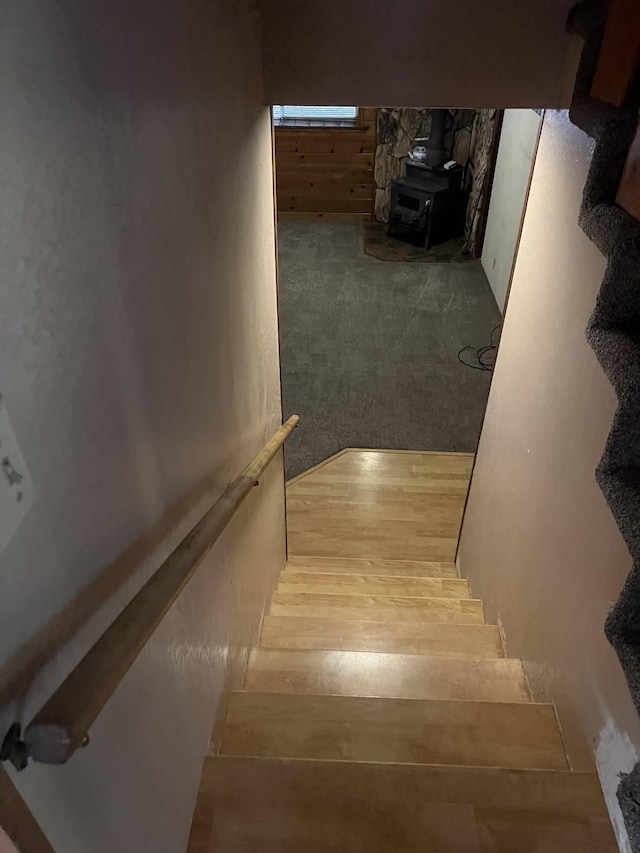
278 221 501 479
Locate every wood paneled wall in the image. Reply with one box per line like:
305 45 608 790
275 108 377 222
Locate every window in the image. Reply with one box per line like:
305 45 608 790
272 105 358 127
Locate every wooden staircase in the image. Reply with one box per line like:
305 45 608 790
188 450 616 851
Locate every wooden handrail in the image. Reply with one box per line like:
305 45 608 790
20 416 299 766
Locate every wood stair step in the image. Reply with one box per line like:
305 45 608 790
193 757 616 852
259 615 505 657
278 571 470 598
288 539 459 562
286 555 458 578
244 648 530 702
269 590 484 624
220 691 568 770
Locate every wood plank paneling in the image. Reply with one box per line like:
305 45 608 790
277 152 374 168
275 108 377 222
276 132 375 154
277 167 374 184
277 182 372 198
279 197 372 214
359 108 378 123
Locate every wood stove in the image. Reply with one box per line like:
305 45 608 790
387 109 469 249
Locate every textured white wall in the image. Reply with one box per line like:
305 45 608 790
481 109 541 312
459 110 640 851
0 1 285 850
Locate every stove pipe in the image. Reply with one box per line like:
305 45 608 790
424 109 447 169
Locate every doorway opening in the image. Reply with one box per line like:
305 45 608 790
273 106 541 480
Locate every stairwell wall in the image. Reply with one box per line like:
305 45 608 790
0 1 285 851
458 109 640 851
260 0 582 109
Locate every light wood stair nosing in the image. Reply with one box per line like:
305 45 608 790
271 590 481 603
285 556 459 578
276 575 470 601
286 556 458 566
258 614 506 657
269 591 486 625
278 571 471 599
248 647 514 667
233 687 553 709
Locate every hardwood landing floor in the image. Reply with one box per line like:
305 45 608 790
286 449 474 562
187 450 616 852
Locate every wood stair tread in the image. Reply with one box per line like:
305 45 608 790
220 691 568 770
269 590 484 624
188 452 615 852
286 555 458 578
278 571 471 598
193 756 617 852
259 615 505 657
245 648 530 702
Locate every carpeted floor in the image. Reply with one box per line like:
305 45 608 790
278 221 501 479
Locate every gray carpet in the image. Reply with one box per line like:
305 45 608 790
278 221 501 479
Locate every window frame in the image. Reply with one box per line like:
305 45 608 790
272 106 363 129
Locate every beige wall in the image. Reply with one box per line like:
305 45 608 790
260 0 581 108
0 1 285 851
481 109 541 312
458 110 640 850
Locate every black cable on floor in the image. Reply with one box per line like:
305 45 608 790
457 324 501 372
